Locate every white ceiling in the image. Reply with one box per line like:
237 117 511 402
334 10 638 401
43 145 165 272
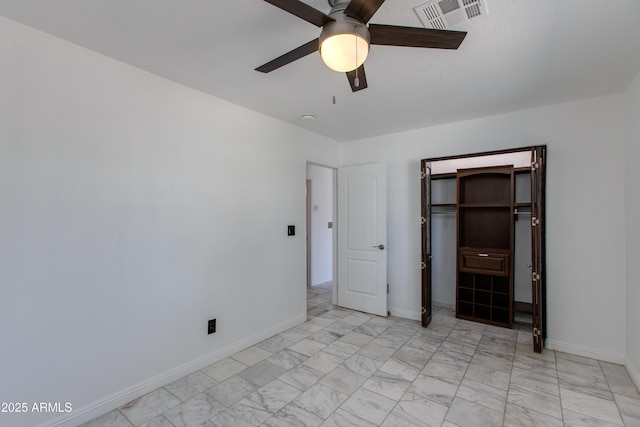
1 0 639 142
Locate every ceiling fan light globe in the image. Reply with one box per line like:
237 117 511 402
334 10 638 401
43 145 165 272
319 18 370 73
320 33 369 72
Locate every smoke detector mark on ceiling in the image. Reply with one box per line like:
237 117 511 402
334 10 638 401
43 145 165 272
415 0 488 30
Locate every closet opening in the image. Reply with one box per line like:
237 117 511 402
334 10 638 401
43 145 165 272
420 146 546 352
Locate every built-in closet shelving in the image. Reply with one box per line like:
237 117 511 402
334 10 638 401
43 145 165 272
455 166 514 328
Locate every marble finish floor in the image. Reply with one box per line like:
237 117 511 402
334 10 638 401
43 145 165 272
83 283 640 426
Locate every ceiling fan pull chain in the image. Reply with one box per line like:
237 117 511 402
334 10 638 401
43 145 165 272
354 25 360 88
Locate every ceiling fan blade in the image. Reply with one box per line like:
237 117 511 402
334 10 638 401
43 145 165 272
344 0 386 24
262 0 334 27
256 39 319 73
346 65 368 92
369 24 467 49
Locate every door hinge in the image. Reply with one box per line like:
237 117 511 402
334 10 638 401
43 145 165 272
421 307 426 315
532 272 540 281
532 161 539 170
421 216 426 225
421 261 426 269
531 216 540 226
420 169 427 179
533 327 541 337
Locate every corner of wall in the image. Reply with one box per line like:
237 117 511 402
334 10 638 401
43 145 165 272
625 356 640 391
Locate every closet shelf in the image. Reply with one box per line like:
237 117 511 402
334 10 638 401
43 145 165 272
459 203 511 208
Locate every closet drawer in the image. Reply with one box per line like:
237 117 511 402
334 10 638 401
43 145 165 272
459 251 510 276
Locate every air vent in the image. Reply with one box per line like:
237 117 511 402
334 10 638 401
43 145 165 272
414 0 488 29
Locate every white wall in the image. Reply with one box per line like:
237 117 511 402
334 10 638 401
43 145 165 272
342 94 628 361
306 164 333 285
0 16 340 427
625 70 640 385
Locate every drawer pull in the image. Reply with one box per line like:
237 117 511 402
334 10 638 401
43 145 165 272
478 253 489 257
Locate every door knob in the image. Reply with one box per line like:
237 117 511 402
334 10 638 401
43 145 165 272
372 244 385 250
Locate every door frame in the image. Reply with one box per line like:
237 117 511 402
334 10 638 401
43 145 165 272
306 179 312 288
305 162 338 307
421 146 547 351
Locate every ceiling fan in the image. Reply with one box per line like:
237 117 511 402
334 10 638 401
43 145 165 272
255 0 467 92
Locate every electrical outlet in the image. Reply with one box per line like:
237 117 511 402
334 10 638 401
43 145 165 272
208 319 216 334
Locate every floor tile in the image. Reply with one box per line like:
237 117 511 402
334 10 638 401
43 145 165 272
205 374 257 407
321 340 360 359
292 383 348 419
201 357 247 382
421 358 467 385
392 344 433 371
341 313 371 327
614 392 640 424
278 364 325 391
354 322 389 337
562 408 624 427
601 362 640 399
238 360 287 387
503 402 563 427
341 354 383 377
323 321 357 336
138 415 176 427
264 403 324 427
79 410 133 427
560 387 623 425
308 329 344 345
246 379 301 412
205 398 270 427
339 331 374 347
267 349 308 370
510 366 559 396
320 366 368 395
507 383 562 419
387 392 448 427
119 388 181 426
162 392 225 427
320 408 376 427
357 340 397 362
444 397 504 427
455 378 508 412
279 327 311 343
406 374 458 406
257 335 296 353
380 356 420 379
340 388 396 425
464 362 511 391
302 351 344 374
164 370 217 401
231 345 273 366
288 338 326 357
361 371 411 400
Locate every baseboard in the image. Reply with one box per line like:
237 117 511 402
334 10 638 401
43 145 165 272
39 314 307 427
624 356 640 391
389 307 421 321
545 339 625 364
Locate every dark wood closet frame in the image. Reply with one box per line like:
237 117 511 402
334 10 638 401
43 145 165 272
420 146 547 353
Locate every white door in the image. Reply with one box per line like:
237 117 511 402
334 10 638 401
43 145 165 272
337 163 387 316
